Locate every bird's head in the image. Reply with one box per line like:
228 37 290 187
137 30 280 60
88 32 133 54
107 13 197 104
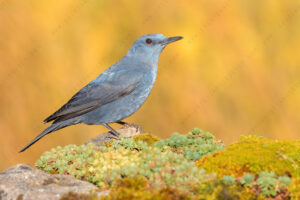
126 33 183 65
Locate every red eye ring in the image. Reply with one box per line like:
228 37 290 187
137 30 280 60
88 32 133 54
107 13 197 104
145 38 152 44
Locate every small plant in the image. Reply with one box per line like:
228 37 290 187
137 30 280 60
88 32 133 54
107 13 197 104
155 128 225 161
240 173 255 187
36 131 214 190
256 171 291 197
257 172 278 197
222 175 236 185
278 176 291 187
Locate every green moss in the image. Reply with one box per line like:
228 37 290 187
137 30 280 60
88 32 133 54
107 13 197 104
196 135 300 177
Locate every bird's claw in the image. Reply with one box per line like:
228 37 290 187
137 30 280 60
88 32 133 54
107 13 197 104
107 133 120 140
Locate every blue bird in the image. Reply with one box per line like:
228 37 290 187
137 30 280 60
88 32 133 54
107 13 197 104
20 33 183 152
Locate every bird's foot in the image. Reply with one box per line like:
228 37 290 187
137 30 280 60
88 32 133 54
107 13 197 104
103 123 121 139
117 121 145 134
107 132 120 140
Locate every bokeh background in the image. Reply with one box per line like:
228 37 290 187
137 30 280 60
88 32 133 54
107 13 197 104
0 0 299 171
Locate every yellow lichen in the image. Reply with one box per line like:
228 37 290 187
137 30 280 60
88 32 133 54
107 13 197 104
103 140 113 148
191 179 266 200
289 177 300 200
60 192 98 200
103 177 267 200
101 177 187 200
133 133 160 146
196 135 300 178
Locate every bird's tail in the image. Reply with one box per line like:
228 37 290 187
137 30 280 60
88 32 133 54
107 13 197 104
19 121 72 152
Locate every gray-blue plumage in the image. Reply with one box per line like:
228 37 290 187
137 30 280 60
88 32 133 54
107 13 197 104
20 33 182 152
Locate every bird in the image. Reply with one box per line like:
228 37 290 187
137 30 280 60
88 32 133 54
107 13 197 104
19 33 183 152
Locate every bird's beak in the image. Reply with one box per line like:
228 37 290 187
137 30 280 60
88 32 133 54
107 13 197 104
161 36 183 45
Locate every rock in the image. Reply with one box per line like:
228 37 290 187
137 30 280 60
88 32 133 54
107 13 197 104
0 164 106 200
85 125 141 146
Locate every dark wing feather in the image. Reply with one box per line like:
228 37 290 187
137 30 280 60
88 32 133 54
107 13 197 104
44 70 142 123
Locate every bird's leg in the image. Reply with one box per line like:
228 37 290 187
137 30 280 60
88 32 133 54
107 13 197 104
116 121 144 133
103 123 120 138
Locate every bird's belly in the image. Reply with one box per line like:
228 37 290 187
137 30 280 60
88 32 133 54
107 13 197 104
81 83 153 124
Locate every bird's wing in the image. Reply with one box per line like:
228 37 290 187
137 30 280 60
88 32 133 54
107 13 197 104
44 69 143 123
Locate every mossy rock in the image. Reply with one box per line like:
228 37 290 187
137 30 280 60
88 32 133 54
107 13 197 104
196 135 300 177
36 130 298 199
196 135 299 199
35 131 215 190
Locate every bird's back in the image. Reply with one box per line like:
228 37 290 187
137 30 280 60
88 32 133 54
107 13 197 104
81 56 158 124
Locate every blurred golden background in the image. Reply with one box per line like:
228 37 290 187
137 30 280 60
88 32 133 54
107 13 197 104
0 0 299 171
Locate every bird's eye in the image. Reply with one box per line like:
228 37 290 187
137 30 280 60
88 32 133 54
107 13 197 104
145 38 152 44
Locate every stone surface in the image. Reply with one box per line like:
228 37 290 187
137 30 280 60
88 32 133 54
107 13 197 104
0 164 104 200
85 125 141 146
